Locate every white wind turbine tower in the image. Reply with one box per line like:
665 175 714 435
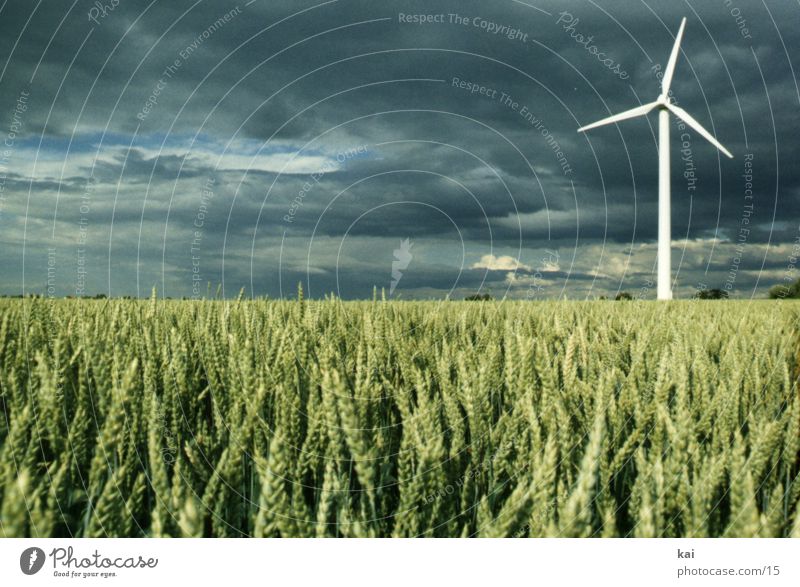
578 17 733 300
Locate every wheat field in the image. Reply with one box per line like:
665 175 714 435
0 297 798 537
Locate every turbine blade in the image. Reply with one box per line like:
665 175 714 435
666 103 733 158
577 102 658 133
661 17 687 98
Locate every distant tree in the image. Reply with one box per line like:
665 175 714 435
93 293 107 299
599 295 608 300
769 277 800 299
694 288 729 300
615 292 633 301
465 293 493 301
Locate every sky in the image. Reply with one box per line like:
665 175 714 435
0 0 798 300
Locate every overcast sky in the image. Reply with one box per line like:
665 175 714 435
0 0 797 299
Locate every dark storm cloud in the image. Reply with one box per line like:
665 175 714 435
0 0 797 299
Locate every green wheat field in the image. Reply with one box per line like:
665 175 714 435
0 297 798 537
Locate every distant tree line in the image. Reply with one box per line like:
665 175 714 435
3 277 800 301
694 288 729 300
769 277 800 299
465 293 493 301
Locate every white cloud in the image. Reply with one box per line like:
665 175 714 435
471 254 531 272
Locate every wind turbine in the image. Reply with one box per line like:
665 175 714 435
577 17 733 300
